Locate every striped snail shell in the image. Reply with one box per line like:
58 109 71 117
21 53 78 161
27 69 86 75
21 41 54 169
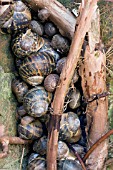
33 136 47 155
23 86 52 117
16 105 27 120
68 88 81 110
11 77 29 103
28 154 46 170
51 34 70 54
70 144 85 158
0 0 14 28
58 159 82 170
38 9 50 22
18 119 43 140
21 115 35 126
12 29 44 58
44 74 59 92
18 49 56 86
33 136 69 160
44 22 57 37
59 112 81 143
56 57 66 74
29 20 44 36
1 0 31 33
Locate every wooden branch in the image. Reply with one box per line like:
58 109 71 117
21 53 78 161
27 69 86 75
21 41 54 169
46 1 98 170
83 129 113 162
22 0 76 39
79 8 108 170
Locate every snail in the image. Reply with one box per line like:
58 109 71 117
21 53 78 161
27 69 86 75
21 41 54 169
70 144 85 158
58 159 82 170
28 153 46 170
11 77 29 103
12 29 44 58
56 58 79 83
56 57 66 74
44 22 57 37
59 112 81 143
0 0 14 28
1 0 31 33
29 20 44 36
38 9 50 23
51 34 70 54
23 86 52 117
44 74 59 92
16 105 27 120
33 136 69 160
18 117 43 140
18 48 56 86
68 88 81 110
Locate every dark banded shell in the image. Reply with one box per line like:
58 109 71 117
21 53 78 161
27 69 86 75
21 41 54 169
28 155 46 170
19 50 56 86
58 159 82 170
1 0 31 32
18 119 43 140
23 86 52 117
56 57 66 74
44 74 59 92
59 112 81 143
11 77 29 103
12 29 44 58
33 136 69 160
0 2 14 27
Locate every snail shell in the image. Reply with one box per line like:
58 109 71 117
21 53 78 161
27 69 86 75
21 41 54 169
51 34 70 54
44 22 57 37
68 89 81 110
29 20 44 36
71 144 85 157
56 57 66 74
18 119 43 140
12 29 44 58
33 136 69 160
16 105 27 120
0 2 14 28
38 9 50 22
11 77 29 103
33 136 47 155
59 112 81 143
1 0 31 32
58 159 82 170
18 49 56 86
28 155 46 170
23 86 52 117
21 115 35 126
44 74 59 92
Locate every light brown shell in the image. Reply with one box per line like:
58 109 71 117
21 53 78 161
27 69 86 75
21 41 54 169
44 74 59 92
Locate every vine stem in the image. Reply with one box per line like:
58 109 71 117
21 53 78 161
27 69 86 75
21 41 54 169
83 129 113 162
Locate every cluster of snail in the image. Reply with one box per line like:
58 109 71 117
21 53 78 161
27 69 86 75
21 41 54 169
0 0 87 169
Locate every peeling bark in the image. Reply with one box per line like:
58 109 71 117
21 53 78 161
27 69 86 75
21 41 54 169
79 10 108 169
